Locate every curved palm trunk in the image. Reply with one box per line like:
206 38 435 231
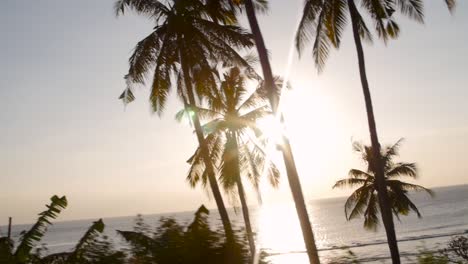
243 1 320 263
180 53 235 243
348 1 400 263
230 133 256 261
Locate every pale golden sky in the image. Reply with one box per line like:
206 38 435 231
1 0 467 224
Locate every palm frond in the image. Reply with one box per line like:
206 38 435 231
333 178 368 189
348 169 373 179
325 0 348 48
395 0 424 22
114 0 169 19
386 180 434 196
67 219 105 262
361 0 390 42
445 0 456 13
15 196 67 262
363 192 380 230
352 4 373 43
312 5 333 72
0 237 13 261
386 162 417 179
117 230 156 252
296 0 322 55
119 86 135 106
344 184 373 220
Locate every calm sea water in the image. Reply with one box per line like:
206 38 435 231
3 185 467 263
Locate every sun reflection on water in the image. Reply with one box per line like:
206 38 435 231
255 203 327 263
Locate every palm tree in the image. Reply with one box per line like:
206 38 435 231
115 0 256 242
212 1 322 262
333 139 433 230
0 195 67 264
296 1 455 262
180 67 280 259
39 219 123 264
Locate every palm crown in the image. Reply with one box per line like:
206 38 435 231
295 0 428 71
116 0 255 113
182 67 280 200
333 139 433 230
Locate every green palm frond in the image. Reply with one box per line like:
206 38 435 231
15 196 67 262
119 85 135 106
117 231 156 253
353 5 373 43
296 0 322 56
344 184 373 220
312 5 333 72
386 162 417 179
348 169 373 179
361 0 390 42
0 237 13 262
114 0 169 18
325 0 348 48
395 0 424 22
337 139 431 229
386 180 434 197
333 178 368 189
185 66 279 203
363 192 379 230
68 219 105 262
445 0 456 13
118 0 255 116
382 138 404 160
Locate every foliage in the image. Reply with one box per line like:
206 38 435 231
0 196 68 263
437 235 468 263
115 0 255 114
296 0 456 72
182 66 280 201
333 139 433 230
38 219 124 264
119 205 270 264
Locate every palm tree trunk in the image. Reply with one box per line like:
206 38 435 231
231 133 256 261
348 1 400 263
180 52 234 243
243 1 320 263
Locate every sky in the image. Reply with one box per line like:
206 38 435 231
0 0 467 225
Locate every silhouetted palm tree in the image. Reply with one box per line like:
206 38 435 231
333 139 433 230
39 219 126 264
295 0 459 262
0 196 67 264
115 0 255 242
213 1 322 262
181 67 280 259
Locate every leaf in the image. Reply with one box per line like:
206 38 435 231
67 219 105 262
14 195 67 262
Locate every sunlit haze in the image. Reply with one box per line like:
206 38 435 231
1 0 467 224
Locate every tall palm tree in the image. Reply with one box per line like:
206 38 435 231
115 0 256 242
296 1 455 262
181 67 280 259
212 1 322 262
333 139 433 230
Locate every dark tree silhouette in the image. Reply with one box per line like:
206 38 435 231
115 0 256 242
296 1 455 262
182 67 280 259
334 139 433 230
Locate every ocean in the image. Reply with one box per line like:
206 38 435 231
3 185 467 263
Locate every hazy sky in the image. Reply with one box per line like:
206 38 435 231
1 0 467 225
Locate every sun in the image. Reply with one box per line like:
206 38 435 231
254 82 346 198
